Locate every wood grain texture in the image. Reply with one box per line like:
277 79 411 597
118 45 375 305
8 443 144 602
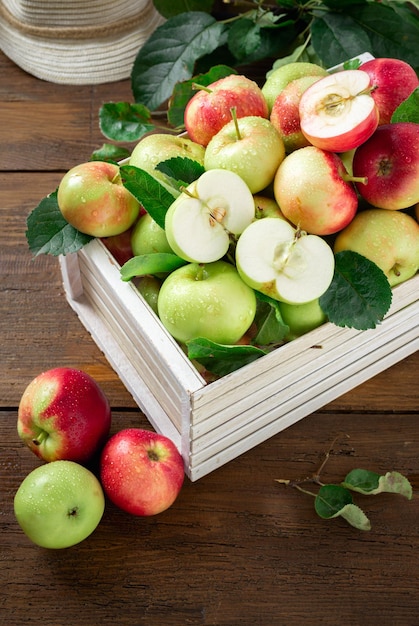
0 50 418 625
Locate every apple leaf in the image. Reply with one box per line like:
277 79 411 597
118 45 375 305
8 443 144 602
391 88 419 124
314 484 371 531
311 12 372 68
152 0 214 19
90 143 131 163
120 253 187 281
155 156 205 189
26 191 93 257
319 251 392 330
187 338 267 376
168 64 237 128
119 165 176 229
131 12 227 110
342 469 413 499
253 297 289 346
99 102 155 143
227 15 296 65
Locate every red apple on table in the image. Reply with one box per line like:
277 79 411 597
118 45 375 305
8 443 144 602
57 161 141 237
273 146 359 235
17 367 111 463
100 428 184 516
352 122 419 210
184 74 269 147
359 57 419 124
299 69 379 152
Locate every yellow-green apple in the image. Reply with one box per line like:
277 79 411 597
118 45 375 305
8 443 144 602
253 195 287 221
270 75 322 152
14 460 105 548
334 208 419 287
101 226 135 266
100 428 184 516
134 275 162 315
262 62 328 113
129 133 205 194
131 212 173 256
352 122 419 210
57 161 141 237
204 115 285 194
17 367 111 463
184 74 269 147
273 146 360 235
359 57 419 125
235 217 335 304
165 169 255 263
157 260 257 344
279 299 327 340
299 70 379 152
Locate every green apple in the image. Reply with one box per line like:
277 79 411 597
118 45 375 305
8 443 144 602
157 260 257 345
279 299 327 340
334 208 419 287
204 115 285 194
134 275 162 314
165 169 255 263
262 62 328 112
131 212 173 256
253 194 287 221
235 217 335 304
129 133 205 194
14 460 105 549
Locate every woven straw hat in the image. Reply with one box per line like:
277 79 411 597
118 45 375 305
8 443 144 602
0 0 165 84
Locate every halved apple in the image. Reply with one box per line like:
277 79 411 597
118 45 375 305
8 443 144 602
235 217 335 304
165 169 255 263
299 70 379 152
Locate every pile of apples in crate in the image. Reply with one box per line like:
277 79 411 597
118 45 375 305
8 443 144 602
55 55 419 370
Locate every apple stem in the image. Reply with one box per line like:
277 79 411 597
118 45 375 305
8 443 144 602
230 107 242 141
32 430 48 446
341 172 368 185
179 186 199 200
196 264 206 281
191 82 212 94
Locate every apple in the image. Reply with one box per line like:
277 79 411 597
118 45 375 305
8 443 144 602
101 225 135 266
100 428 184 516
334 208 419 287
157 260 257 344
184 74 269 147
131 212 173 256
57 161 141 237
165 168 255 264
273 146 359 235
359 57 419 125
14 460 105 548
235 217 335 305
134 275 162 314
299 69 379 152
270 75 323 152
279 299 327 340
253 195 287 221
204 115 286 194
352 122 419 210
262 61 329 113
129 133 205 194
17 367 111 463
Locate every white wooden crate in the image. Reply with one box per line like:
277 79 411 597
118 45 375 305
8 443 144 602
59 240 419 481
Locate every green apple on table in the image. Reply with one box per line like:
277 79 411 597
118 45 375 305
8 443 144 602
14 460 105 549
157 260 257 345
334 208 419 287
279 299 327 340
131 212 173 256
262 61 328 112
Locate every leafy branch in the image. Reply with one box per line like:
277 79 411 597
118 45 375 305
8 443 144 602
275 435 413 531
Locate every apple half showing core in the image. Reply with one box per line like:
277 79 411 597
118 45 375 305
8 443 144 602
235 218 335 305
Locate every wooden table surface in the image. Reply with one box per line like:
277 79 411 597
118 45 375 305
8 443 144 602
1 50 418 626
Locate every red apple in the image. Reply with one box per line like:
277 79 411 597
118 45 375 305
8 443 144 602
101 225 135 266
352 122 419 210
57 161 141 237
17 368 111 463
359 57 419 125
184 74 269 147
299 70 379 152
100 428 184 516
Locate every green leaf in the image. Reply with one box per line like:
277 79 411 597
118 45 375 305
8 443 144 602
187 337 267 377
26 191 93 257
99 102 155 143
227 17 297 65
131 12 227 110
155 156 205 188
343 469 413 499
315 484 371 531
253 300 289 346
119 165 176 229
153 0 214 19
267 42 323 77
120 253 187 281
311 12 372 68
321 0 368 8
90 144 131 163
168 64 237 128
391 88 419 124
319 251 392 330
